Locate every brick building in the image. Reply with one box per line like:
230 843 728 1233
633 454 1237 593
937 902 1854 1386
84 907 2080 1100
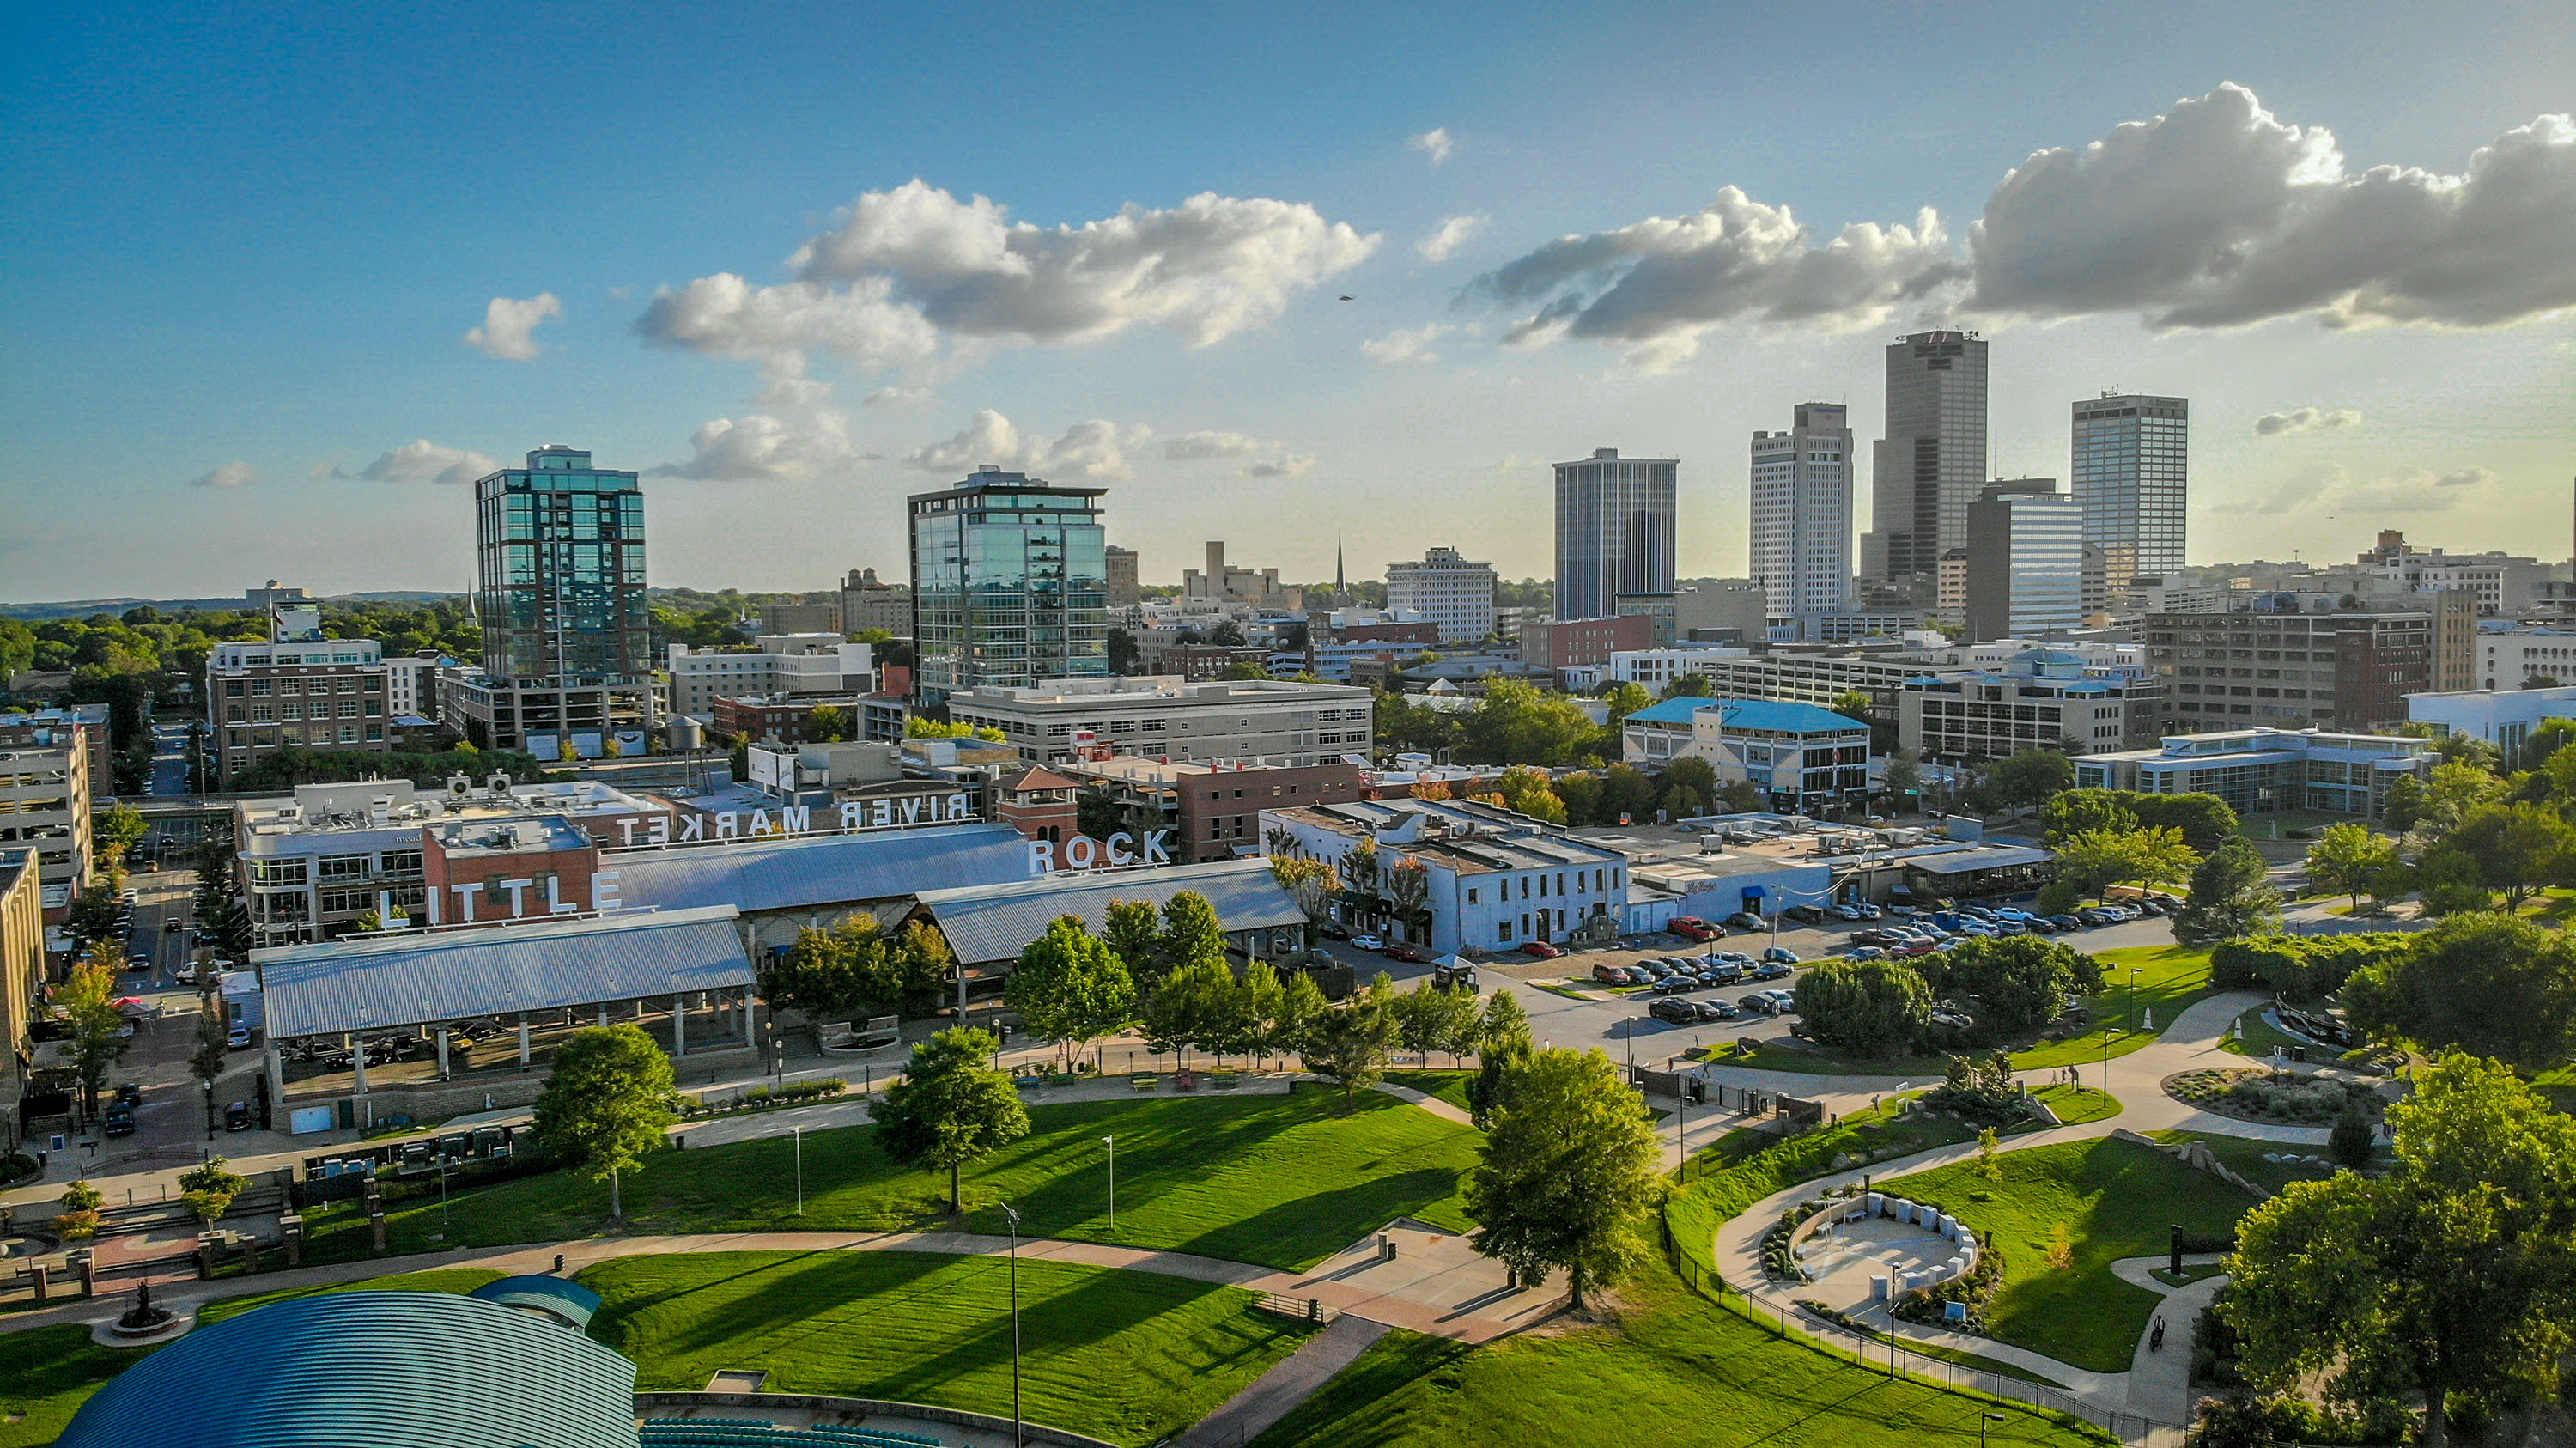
1522 612 1655 671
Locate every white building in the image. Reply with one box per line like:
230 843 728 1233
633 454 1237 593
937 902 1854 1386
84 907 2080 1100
1749 403 1854 631
665 635 874 723
2075 728 2432 819
2473 624 2576 692
382 655 443 721
1384 546 1498 643
945 675 1373 768
1619 697 1873 811
1261 795 1629 953
2404 684 2576 762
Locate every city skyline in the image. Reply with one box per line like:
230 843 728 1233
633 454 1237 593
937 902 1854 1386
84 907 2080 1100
3 3 2572 602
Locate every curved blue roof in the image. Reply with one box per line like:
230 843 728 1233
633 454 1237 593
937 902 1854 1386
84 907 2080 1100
58 1291 639 1448
471 1273 605 1329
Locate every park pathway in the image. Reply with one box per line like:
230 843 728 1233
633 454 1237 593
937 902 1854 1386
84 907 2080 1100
1176 1312 1391 1448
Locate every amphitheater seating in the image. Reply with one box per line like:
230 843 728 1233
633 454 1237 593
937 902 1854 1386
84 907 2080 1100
640 1418 945 1448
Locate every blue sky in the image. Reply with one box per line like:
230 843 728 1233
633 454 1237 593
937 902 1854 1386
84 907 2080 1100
3 1 2571 600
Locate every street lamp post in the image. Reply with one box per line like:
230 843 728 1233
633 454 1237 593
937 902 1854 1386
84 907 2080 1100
1102 1135 1115 1234
1981 1411 2008 1448
2126 965 2142 1034
2100 1028 2123 1102
791 1126 805 1216
999 1202 1024 1448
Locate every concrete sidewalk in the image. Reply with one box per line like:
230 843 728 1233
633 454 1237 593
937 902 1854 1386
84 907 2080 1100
1178 1314 1390 1448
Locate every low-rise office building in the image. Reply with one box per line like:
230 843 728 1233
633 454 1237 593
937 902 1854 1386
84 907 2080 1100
206 635 392 784
2146 595 2471 732
709 692 870 746
1899 648 2164 762
2403 684 2576 762
665 635 873 724
945 675 1374 768
2073 727 2433 819
1522 613 1655 671
1619 698 1871 811
1261 796 1630 953
1060 756 1365 863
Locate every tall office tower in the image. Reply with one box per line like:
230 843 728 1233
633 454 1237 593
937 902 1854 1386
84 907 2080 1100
2071 392 2188 582
1749 403 1855 635
447 445 653 759
1964 479 2085 643
1863 330 1989 587
909 465 1109 702
1553 447 1677 620
1386 546 1499 642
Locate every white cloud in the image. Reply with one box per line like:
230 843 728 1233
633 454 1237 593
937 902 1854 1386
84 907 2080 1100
337 439 500 484
1468 87 2576 364
1244 454 1315 478
636 272 940 368
463 293 563 360
2253 406 2365 437
1408 128 1455 166
1360 321 1451 365
1416 214 1485 264
863 386 934 409
2214 463 2498 516
190 461 254 489
1468 187 1959 370
1971 86 2576 329
654 411 863 482
1163 431 1272 460
904 410 1148 481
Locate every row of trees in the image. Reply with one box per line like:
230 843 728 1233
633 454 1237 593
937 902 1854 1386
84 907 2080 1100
1791 935 2107 1056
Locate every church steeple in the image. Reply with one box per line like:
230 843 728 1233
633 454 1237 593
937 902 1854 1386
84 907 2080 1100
1334 536 1346 600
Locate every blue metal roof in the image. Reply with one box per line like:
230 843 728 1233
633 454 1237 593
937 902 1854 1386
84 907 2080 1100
915 858 1307 965
1621 696 1713 726
57 1291 640 1448
612 823 1034 914
1623 697 1866 735
471 1274 605 1329
254 905 754 1037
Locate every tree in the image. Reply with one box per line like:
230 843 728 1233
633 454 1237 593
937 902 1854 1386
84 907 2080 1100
1005 916 1137 1071
58 948 131 1118
2225 1056 2576 1448
94 802 146 875
2306 823 2400 913
1101 899 1166 989
1267 970 1328 1062
66 885 125 950
872 1027 1031 1214
2040 788 2141 844
1385 861 1434 940
2445 801 2576 908
190 983 229 1122
1986 748 2075 812
1595 764 1658 825
1467 989 1534 1129
1238 962 1286 1067
1218 661 1269 680
1394 978 1483 1066
1466 1048 1660 1311
2415 761 2506 841
1714 778 1763 814
804 703 851 742
2341 913 2576 1073
2519 719 2576 772
760 917 952 1022
1883 751 1923 810
2172 836 2283 946
1657 757 1717 814
178 1158 246 1226
1830 690 1873 725
1461 679 1594 766
1270 856 1334 930
1158 891 1230 982
1495 765 1568 824
1555 772 1603 825
1660 673 1712 700
530 1024 678 1219
2379 773 2427 833
2328 1105 2375 1171
1916 934 2097 1037
2053 824 2197 900
1304 987 1401 1111
1600 682 1653 723
1793 958 1933 1056
1139 958 1229 1069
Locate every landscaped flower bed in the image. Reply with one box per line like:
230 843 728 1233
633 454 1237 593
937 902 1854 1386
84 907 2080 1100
2163 1067 2380 1126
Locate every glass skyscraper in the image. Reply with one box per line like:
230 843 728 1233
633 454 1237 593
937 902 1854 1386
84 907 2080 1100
2071 392 2188 581
1553 448 1676 621
1865 330 1989 584
451 446 654 758
909 466 1109 701
1964 479 2086 644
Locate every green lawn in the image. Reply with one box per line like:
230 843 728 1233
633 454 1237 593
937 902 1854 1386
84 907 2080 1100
2532 1065 2575 1116
306 1086 1478 1272
1381 1069 1473 1114
0 1269 499 1447
1680 1094 1979 1221
1875 1136 2257 1372
2143 1130 2344 1196
1247 1261 2110 1448
589 1250 1304 1448
2218 1005 2302 1060
2029 1084 2120 1125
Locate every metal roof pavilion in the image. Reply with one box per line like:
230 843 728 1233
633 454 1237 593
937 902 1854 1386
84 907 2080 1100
914 858 1305 965
610 822 1034 915
253 905 754 1038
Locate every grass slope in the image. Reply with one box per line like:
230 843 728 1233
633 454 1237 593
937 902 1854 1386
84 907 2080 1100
1247 1262 2109 1448
307 1086 1476 1272
590 1250 1306 1448
2029 1084 2121 1125
0 1269 500 1448
1380 1069 1473 1114
1876 1136 2256 1372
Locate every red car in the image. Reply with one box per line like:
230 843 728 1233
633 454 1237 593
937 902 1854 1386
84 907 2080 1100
1668 916 1717 940
1381 942 1431 963
1890 940 1938 958
1518 940 1565 959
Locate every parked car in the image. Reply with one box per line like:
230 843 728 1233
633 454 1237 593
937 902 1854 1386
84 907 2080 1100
228 1023 253 1049
1748 960 1794 981
1593 962 1631 985
1928 1008 1976 1031
1701 960 1745 985
1647 997 1699 1025
125 952 152 972
2076 907 2119 926
162 918 184 933
1668 916 1717 940
1759 988 1799 1014
1692 998 1740 1022
1318 922 1352 940
1761 946 1800 964
1619 964 1654 986
223 1100 252 1131
1723 911 1768 933
1832 903 1868 922
1518 940 1565 958
2024 916 2059 934
1891 940 1937 958
1782 904 1826 924
1653 976 1696 995
1844 946 1887 961
2050 914 2085 931
103 1107 136 1137
1382 943 1431 963
1346 934 1385 952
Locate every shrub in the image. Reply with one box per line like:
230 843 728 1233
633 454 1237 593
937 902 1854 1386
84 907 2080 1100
2208 932 2409 1001
2328 1106 2375 1169
54 1209 100 1241
59 1180 104 1213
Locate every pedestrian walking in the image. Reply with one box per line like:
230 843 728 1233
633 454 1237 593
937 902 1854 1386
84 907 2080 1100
2150 1315 2166 1352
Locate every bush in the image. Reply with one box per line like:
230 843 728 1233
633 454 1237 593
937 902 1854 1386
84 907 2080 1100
2329 1106 2375 1169
0 1152 39 1187
53 1209 100 1241
2208 932 2409 1001
59 1180 103 1214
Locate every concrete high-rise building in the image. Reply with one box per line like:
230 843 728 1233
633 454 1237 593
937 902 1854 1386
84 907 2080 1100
446 445 654 759
1964 479 2084 643
909 465 1109 702
1864 330 1989 585
838 567 913 635
1385 546 1498 642
1749 403 1855 632
2071 392 2188 581
1553 448 1677 621
1103 546 1141 606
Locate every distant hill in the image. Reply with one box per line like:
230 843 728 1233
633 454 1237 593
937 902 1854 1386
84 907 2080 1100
0 591 462 621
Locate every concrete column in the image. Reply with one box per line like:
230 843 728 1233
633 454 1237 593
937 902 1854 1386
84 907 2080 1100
30 1263 47 1301
351 1037 368 1096
280 1213 304 1267
518 1013 532 1066
597 1002 609 1028
195 1234 217 1279
435 1028 450 1078
744 989 756 1047
635 998 647 1021
673 993 687 1059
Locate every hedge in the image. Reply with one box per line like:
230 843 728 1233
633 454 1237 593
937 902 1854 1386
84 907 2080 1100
2208 932 2409 1001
